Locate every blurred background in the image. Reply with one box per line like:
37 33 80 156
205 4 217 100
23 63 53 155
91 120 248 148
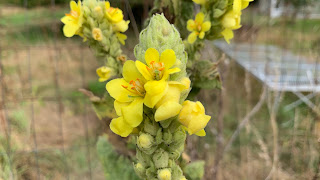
0 0 319 179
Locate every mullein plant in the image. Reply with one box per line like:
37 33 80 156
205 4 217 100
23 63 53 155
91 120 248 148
106 14 211 180
61 0 253 179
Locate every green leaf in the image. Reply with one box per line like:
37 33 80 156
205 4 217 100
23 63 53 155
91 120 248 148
92 92 116 120
96 135 141 180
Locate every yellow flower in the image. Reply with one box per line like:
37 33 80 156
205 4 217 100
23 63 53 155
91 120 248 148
96 66 112 82
135 48 181 108
116 33 127 45
106 60 146 137
61 1 83 37
192 0 207 5
221 0 254 44
178 101 211 136
113 20 129 45
136 48 181 81
187 12 211 44
92 28 103 41
105 2 129 45
105 1 124 23
154 78 190 122
221 10 241 44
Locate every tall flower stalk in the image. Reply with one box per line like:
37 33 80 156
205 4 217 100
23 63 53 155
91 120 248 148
105 14 211 180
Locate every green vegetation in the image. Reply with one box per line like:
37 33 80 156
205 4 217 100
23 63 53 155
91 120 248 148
97 136 140 180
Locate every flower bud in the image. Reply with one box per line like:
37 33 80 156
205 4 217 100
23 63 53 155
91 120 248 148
153 148 169 169
93 6 104 19
178 101 211 136
158 169 171 180
138 133 154 149
134 163 146 178
163 131 173 144
92 28 103 41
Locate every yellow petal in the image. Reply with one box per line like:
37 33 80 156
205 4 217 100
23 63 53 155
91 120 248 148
63 24 78 37
180 77 191 90
168 78 191 91
156 85 181 108
195 12 205 24
61 16 72 24
192 0 207 5
199 31 205 39
113 20 129 32
116 33 127 45
114 100 130 116
160 49 176 70
233 0 242 13
167 67 181 74
106 78 136 102
155 101 182 122
221 28 234 44
145 48 159 65
241 1 249 9
122 98 144 127
195 101 206 114
178 100 196 127
123 60 145 83
70 1 78 11
187 20 195 31
195 129 206 136
144 80 167 95
202 21 211 32
110 117 133 137
77 0 81 10
135 61 152 81
144 80 168 108
105 1 110 10
187 32 197 44
187 114 211 135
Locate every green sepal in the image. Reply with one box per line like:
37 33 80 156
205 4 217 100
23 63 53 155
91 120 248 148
153 148 169 169
183 161 205 180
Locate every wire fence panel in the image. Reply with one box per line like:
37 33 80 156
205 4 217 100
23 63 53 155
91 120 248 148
0 0 319 180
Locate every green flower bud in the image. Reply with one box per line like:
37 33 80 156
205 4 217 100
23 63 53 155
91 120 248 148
144 118 160 136
134 163 146 179
158 168 172 180
153 148 169 169
168 150 180 160
155 129 163 145
138 133 154 149
146 165 157 179
93 6 104 20
163 131 173 145
171 163 184 180
136 148 153 167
